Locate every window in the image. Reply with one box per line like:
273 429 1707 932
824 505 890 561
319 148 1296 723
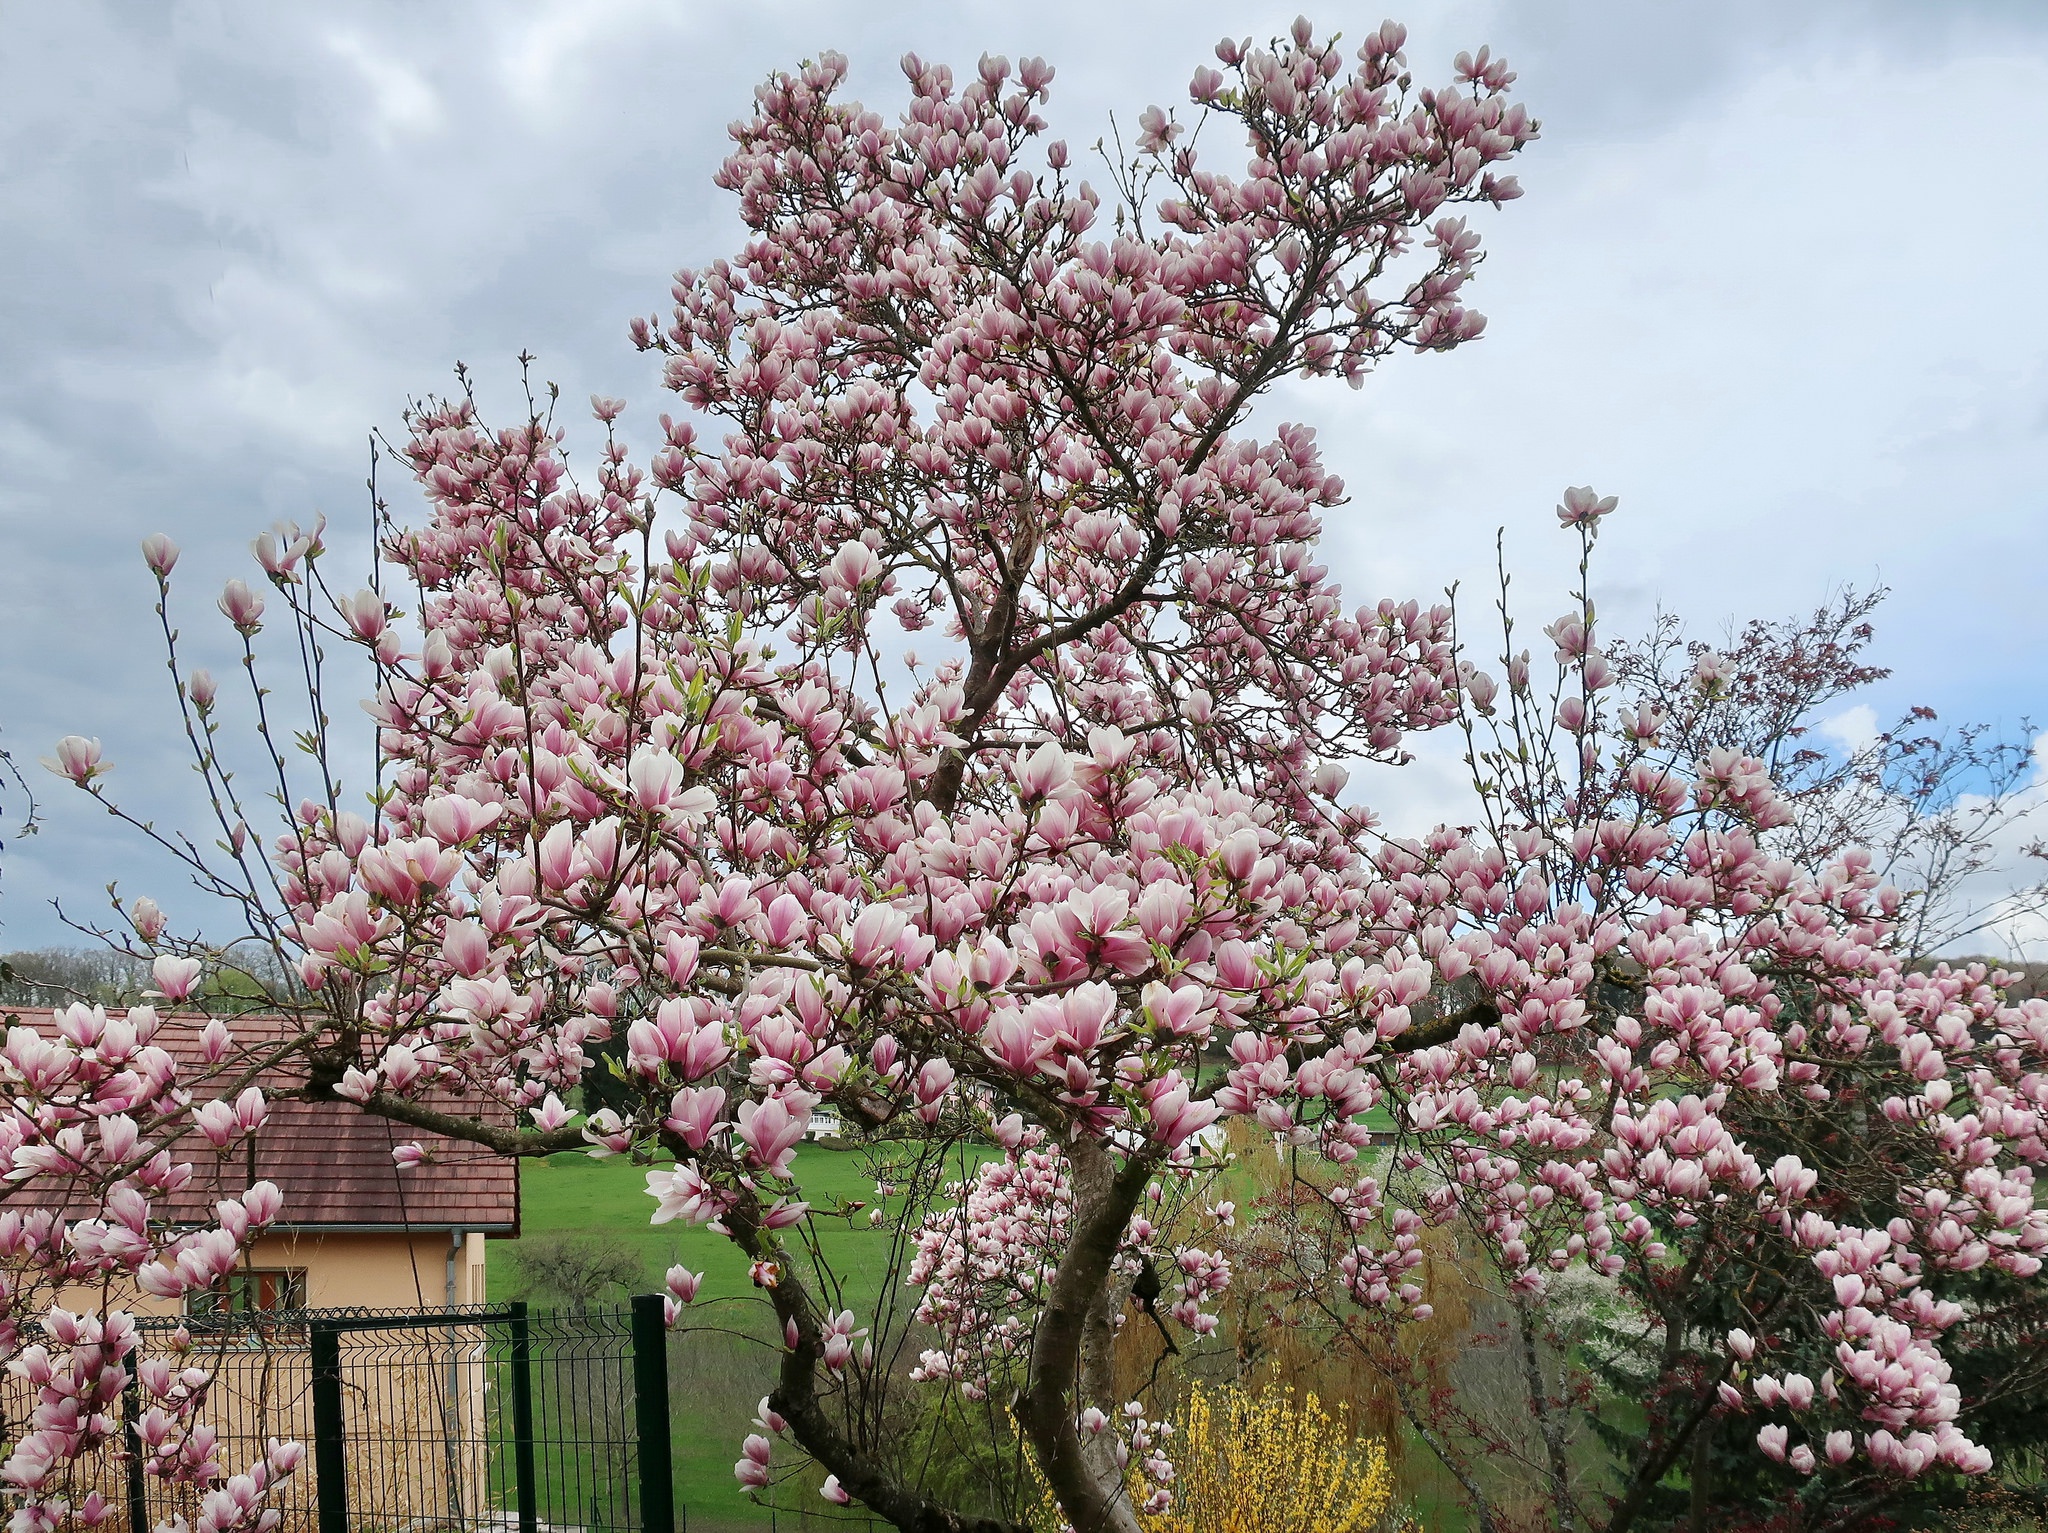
186 1268 309 1338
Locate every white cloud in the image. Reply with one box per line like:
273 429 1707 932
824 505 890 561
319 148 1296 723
1937 736 2048 961
323 30 445 140
1818 704 1881 756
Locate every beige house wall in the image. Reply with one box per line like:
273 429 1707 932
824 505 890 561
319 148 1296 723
251 1227 491 1310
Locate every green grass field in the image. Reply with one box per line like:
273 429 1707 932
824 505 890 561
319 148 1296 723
490 1140 1010 1316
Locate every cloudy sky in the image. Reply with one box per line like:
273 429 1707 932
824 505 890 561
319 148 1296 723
4 0 2045 952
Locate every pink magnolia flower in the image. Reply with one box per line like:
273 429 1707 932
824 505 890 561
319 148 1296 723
824 539 881 592
1146 1076 1221 1150
736 1093 811 1175
666 1266 703 1304
217 578 265 633
530 1093 574 1132
1555 485 1618 525
242 1181 283 1226
129 896 167 942
734 1435 772 1490
664 1084 727 1148
148 954 203 1002
339 589 388 642
647 1164 727 1226
43 735 107 786
141 532 181 577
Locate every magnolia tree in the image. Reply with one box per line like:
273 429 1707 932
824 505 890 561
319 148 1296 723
1230 568 2048 1533
12 17 2047 1533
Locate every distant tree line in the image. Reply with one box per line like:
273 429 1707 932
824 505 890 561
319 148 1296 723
0 946 151 1008
0 946 301 1010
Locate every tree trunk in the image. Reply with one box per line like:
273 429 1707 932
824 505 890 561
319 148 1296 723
1017 1137 1156 1533
1514 1288 1577 1531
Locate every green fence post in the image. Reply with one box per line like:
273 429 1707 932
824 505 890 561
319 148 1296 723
630 1294 675 1533
510 1301 540 1533
310 1320 348 1533
120 1376 148 1533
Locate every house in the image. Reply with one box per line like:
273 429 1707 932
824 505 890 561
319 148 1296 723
5 1007 520 1317
805 1105 844 1141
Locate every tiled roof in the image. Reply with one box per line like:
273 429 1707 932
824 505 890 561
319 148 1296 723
4 1009 519 1233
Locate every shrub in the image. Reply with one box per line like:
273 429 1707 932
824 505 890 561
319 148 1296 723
1139 1383 1393 1533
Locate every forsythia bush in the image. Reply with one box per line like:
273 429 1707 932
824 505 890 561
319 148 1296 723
1140 1385 1394 1533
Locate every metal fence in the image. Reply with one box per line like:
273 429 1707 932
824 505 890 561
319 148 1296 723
11 1298 674 1533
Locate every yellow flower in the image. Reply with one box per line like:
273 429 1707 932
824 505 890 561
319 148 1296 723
1137 1383 1393 1533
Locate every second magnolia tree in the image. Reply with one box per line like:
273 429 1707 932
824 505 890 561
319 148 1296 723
32 17 2048 1533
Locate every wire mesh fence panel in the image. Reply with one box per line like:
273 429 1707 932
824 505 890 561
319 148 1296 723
0 1302 665 1533
325 1312 501 1533
510 1306 642 1533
